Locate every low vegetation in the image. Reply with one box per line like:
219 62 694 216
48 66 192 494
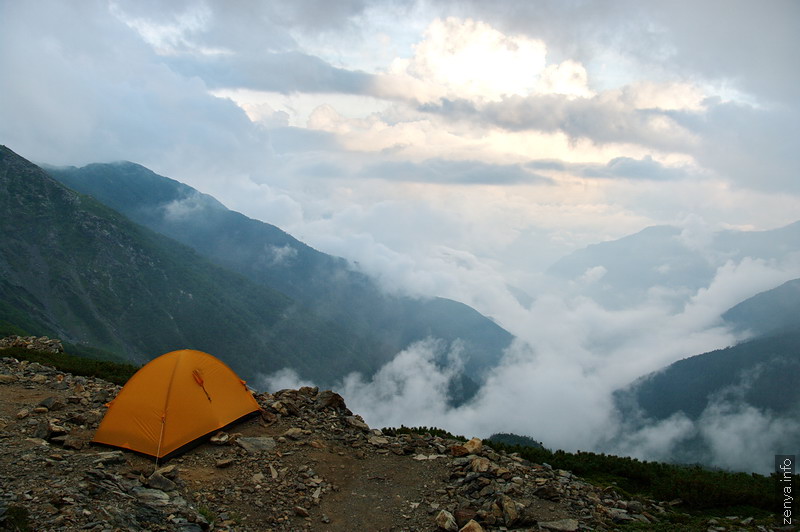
0 347 138 385
388 427 788 517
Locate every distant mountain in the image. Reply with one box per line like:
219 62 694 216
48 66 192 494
547 222 800 309
47 161 513 380
0 145 384 384
616 328 800 421
612 279 800 465
722 277 800 338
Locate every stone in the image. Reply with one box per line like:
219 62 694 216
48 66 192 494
627 500 644 513
607 507 633 522
454 508 477 528
463 437 482 455
499 495 518 525
533 484 561 501
283 427 304 440
16 408 30 419
470 457 491 473
368 436 389 446
539 518 580 531
147 471 177 492
215 458 236 468
458 519 484 532
344 416 370 432
156 465 177 477
62 434 87 450
38 397 64 411
93 451 125 464
209 431 229 445
435 509 458 531
315 390 347 411
133 487 170 506
236 437 276 453
0 374 15 384
293 506 309 517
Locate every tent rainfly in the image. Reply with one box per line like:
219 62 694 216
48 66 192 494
92 349 261 460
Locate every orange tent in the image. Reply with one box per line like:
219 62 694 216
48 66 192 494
92 349 261 460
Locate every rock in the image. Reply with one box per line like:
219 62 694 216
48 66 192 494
458 519 484 532
209 431 229 445
627 500 644 513
156 465 177 477
607 507 633 522
344 416 370 432
38 397 64 411
293 506 309 517
315 390 347 411
0 374 15 384
147 471 177 492
450 444 470 457
454 508 477 528
368 436 389 446
435 509 458 531
62 434 87 450
463 437 482 455
133 487 171 506
93 451 125 465
539 518 580 531
470 457 491 473
533 484 561 501
499 495 518 525
215 458 236 468
16 408 30 419
283 427 304 440
236 436 276 453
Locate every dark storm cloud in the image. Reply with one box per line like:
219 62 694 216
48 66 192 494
361 158 552 185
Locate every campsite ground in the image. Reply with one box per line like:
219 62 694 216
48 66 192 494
0 356 586 531
0 355 780 531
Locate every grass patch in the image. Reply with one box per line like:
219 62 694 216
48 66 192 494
0 346 138 385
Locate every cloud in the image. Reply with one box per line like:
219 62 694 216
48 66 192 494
0 0 272 189
253 248 799 472
609 366 800 474
165 52 374 94
419 90 699 154
360 158 551 185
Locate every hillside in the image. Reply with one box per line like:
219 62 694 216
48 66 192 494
0 145 378 384
47 162 513 379
722 277 800 338
616 328 800 421
0 349 781 531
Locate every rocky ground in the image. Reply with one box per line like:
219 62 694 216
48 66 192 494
0 349 783 531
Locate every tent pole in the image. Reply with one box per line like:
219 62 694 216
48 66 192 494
155 413 166 467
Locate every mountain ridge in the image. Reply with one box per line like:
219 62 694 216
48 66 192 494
0 145 379 384
47 160 513 380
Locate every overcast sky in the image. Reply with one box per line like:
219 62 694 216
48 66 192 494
2 0 799 471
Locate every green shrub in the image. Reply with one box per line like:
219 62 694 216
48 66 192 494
0 347 138 385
